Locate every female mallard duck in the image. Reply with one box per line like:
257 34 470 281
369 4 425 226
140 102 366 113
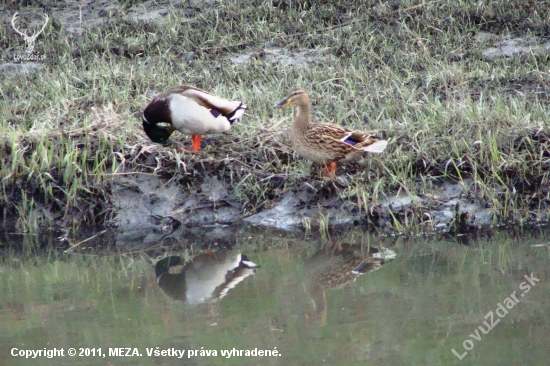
274 89 388 177
142 85 247 151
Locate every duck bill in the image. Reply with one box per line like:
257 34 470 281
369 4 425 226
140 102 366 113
273 98 291 108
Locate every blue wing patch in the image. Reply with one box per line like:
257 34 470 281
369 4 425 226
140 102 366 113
210 109 222 118
343 137 359 146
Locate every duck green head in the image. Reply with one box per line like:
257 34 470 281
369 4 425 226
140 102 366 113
142 116 175 143
142 98 175 143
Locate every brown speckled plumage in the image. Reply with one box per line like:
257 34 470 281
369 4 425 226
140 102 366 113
274 89 388 177
303 243 396 324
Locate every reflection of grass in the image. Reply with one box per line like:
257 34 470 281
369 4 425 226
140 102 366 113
1 0 549 233
0 228 549 365
0 252 155 345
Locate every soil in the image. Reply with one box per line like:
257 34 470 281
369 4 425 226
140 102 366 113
109 171 504 246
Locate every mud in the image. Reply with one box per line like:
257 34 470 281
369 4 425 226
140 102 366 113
0 62 44 74
111 173 242 245
478 33 550 60
228 47 336 68
109 173 499 245
44 0 169 34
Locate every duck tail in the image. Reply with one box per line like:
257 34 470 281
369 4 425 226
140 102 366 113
227 102 247 123
351 247 396 274
239 254 259 268
362 140 388 154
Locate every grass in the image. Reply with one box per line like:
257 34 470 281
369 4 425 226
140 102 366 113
1 0 549 233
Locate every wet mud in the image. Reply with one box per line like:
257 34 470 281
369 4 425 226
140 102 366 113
108 173 504 246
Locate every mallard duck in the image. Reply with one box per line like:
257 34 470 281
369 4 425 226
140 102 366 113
142 85 247 151
155 251 258 304
274 89 388 177
303 244 396 324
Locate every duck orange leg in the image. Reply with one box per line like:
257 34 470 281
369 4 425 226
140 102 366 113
322 162 337 178
191 135 203 152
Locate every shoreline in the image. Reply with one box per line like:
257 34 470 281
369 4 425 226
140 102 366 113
1 0 549 238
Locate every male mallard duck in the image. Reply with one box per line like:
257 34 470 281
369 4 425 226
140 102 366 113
303 244 395 324
274 89 388 177
155 251 258 304
142 85 247 151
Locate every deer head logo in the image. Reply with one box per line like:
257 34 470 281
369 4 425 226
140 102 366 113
11 12 49 54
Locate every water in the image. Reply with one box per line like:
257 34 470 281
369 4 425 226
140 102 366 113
1 227 549 365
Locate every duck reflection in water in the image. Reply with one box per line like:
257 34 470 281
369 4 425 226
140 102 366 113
155 251 258 304
303 243 396 324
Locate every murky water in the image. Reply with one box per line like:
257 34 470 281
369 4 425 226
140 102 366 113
1 227 549 365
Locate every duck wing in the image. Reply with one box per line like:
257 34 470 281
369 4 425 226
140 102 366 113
306 123 385 152
179 86 247 122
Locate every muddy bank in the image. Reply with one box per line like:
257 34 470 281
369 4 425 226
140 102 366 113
2 0 550 240
108 172 537 246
